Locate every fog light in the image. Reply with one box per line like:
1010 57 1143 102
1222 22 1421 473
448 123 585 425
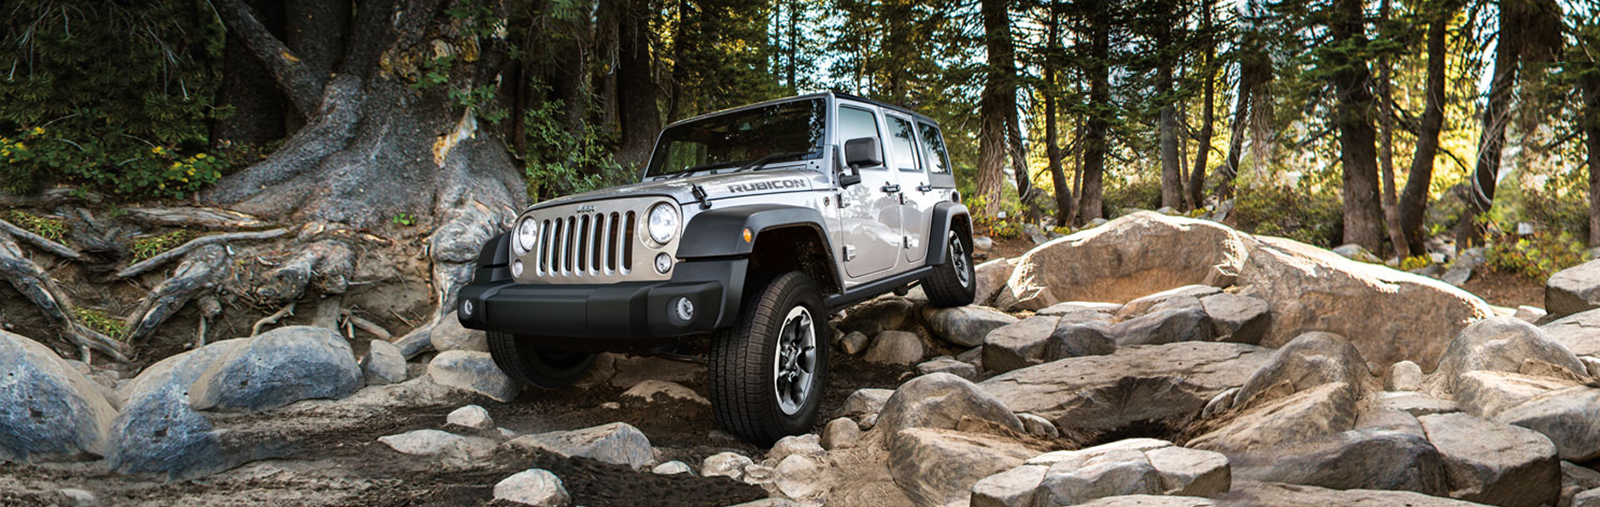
512 259 524 277
654 252 673 274
461 299 474 317
672 296 695 323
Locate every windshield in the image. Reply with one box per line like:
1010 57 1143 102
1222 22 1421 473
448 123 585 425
645 98 827 178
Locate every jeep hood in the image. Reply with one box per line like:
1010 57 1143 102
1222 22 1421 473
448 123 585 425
528 168 827 211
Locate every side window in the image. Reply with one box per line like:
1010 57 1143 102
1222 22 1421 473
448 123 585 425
917 122 951 175
837 105 884 170
887 116 922 173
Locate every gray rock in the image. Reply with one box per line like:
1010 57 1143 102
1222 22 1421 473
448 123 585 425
1036 301 1122 318
362 339 407 385
1189 383 1360 454
1355 408 1427 438
767 434 824 464
702 451 755 480
1225 481 1494 506
446 405 494 430
1541 309 1600 358
1240 429 1450 496
773 454 829 499
835 388 893 419
1334 244 1383 263
106 339 245 478
1564 462 1600 507
493 468 569 507
1386 360 1423 392
428 350 522 403
878 373 1024 444
1233 332 1370 408
189 326 362 413
1200 387 1238 419
923 306 1019 348
1580 488 1600 507
1548 259 1600 318
838 297 916 337
1424 316 1587 397
1199 293 1271 344
820 417 860 450
1442 267 1472 286
1516 305 1549 324
1036 449 1165 506
0 330 117 461
1115 285 1222 321
982 342 1272 432
1375 391 1458 417
379 429 475 456
915 356 977 379
1078 496 1216 507
430 312 488 353
973 258 1017 306
57 488 95 507
864 330 924 365
1419 412 1559 507
972 464 1048 507
506 422 654 470
983 315 1060 372
888 428 1035 507
1496 386 1600 462
1050 320 1117 358
974 236 995 250
1018 413 1059 438
1146 446 1231 496
838 331 869 355
1109 308 1215 346
1454 370 1579 420
652 461 694 475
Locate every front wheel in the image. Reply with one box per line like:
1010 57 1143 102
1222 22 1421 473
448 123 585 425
709 271 830 445
924 228 977 308
486 331 597 388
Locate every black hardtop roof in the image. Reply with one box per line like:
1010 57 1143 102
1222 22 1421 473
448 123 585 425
664 92 938 129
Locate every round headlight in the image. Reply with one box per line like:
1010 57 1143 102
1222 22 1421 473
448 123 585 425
646 203 679 245
515 217 538 254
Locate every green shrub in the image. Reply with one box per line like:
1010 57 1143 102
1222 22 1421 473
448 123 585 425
130 230 191 262
520 93 630 201
1398 255 1432 271
73 307 125 339
1232 184 1343 247
1488 231 1586 280
3 210 66 241
1104 176 1161 215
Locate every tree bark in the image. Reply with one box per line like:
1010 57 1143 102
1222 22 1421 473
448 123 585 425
1157 7 1181 210
976 0 1012 216
1396 4 1451 257
1046 0 1073 226
615 0 661 168
1585 51 1600 247
1079 1 1112 222
1459 2 1524 245
1188 0 1215 210
214 0 289 147
1331 0 1384 252
1376 0 1405 257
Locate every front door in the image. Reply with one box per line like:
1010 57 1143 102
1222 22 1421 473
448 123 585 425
836 103 903 279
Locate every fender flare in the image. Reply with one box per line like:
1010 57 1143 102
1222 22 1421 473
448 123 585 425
924 202 972 266
676 204 834 259
476 232 512 268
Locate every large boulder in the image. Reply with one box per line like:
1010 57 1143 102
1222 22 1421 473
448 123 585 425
1004 212 1255 310
1223 482 1496 507
1109 308 1215 346
430 311 488 353
985 318 1114 374
973 258 1016 306
974 440 1229 507
878 373 1023 443
504 422 654 470
924 306 1019 348
1235 429 1450 495
1237 236 1494 371
887 427 1035 507
0 331 118 461
1424 317 1587 397
1189 382 1361 454
1232 332 1371 407
981 342 1273 432
105 339 246 478
1495 386 1600 462
838 297 916 337
1453 370 1579 420
1418 412 1559 507
1199 293 1271 345
1540 309 1600 358
428 350 522 402
188 326 363 412
1548 259 1600 319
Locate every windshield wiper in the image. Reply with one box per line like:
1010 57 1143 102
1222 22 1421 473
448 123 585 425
735 151 812 173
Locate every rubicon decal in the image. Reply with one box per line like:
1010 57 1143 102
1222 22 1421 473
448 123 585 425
727 179 807 193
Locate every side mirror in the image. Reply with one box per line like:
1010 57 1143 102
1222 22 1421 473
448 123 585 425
844 137 883 169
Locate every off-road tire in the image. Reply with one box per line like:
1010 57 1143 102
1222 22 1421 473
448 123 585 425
709 271 830 445
487 331 598 388
925 228 977 307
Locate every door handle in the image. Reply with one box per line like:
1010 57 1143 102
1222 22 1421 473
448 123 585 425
917 183 934 192
882 183 901 193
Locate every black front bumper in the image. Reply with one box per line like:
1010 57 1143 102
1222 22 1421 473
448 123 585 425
455 257 746 342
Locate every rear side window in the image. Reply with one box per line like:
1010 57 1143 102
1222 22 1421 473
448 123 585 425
917 122 951 175
887 116 922 173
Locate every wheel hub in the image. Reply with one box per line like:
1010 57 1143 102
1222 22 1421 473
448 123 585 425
951 233 971 288
773 306 816 416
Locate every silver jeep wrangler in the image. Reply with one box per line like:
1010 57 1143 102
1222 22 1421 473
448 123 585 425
457 92 976 444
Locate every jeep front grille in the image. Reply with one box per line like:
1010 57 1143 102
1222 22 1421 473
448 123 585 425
516 197 675 284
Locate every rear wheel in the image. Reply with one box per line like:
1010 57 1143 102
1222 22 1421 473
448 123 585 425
486 331 597 388
924 228 977 307
709 271 829 445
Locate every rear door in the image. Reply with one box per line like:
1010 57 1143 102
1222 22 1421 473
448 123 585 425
884 113 932 264
835 103 903 279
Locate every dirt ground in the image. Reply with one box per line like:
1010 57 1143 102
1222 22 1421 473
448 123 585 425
1461 269 1546 309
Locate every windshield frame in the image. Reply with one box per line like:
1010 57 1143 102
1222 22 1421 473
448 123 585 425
641 97 832 180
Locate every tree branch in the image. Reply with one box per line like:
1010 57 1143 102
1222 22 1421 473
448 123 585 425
211 0 325 116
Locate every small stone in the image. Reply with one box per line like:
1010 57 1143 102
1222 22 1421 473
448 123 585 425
864 330 925 365
742 464 777 485
652 461 694 475
1386 361 1423 392
768 434 824 464
774 454 829 499
431 312 489 353
916 356 978 379
839 331 869 355
1579 488 1600 507
446 405 494 430
1145 446 1231 497
1200 388 1238 419
1515 306 1548 323
505 422 655 470
1019 413 1060 438
821 418 861 450
362 340 407 385
600 402 620 410
493 468 569 507
703 452 755 480
58 488 96 507
379 429 478 457
428 350 522 403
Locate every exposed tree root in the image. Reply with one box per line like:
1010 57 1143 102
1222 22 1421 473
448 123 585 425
195 296 222 348
118 228 289 278
341 310 391 341
123 245 230 344
0 230 128 362
312 295 343 330
123 207 270 230
251 302 297 337
0 218 82 260
255 239 353 302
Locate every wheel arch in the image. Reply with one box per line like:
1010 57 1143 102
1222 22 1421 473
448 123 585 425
925 201 972 266
678 204 843 295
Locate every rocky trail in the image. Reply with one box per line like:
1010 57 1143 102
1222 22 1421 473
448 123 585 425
7 211 1600 507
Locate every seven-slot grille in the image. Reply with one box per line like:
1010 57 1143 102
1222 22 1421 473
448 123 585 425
533 210 637 277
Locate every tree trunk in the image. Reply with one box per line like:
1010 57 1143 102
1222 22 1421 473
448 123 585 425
213 0 288 146
1157 12 1181 210
615 0 661 168
1585 53 1600 247
1216 62 1251 200
1396 4 1451 256
1376 0 1405 257
1047 0 1072 226
1079 2 1112 222
976 0 1012 216
1331 0 1384 252
1188 0 1215 210
1459 3 1524 246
